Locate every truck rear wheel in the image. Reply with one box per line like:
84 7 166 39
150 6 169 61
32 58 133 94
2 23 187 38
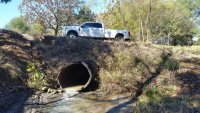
67 32 78 38
115 34 125 41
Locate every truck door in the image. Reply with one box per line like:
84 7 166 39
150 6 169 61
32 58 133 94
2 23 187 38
80 23 93 37
92 23 104 38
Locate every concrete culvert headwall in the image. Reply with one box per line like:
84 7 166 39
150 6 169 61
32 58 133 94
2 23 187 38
58 60 99 92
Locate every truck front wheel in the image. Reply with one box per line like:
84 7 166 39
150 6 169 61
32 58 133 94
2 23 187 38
67 32 78 38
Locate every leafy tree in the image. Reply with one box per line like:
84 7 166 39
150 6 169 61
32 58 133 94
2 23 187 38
150 0 194 45
172 35 193 46
75 5 96 23
195 38 200 45
99 0 154 41
6 17 30 34
29 23 45 36
99 0 197 45
19 0 82 36
0 0 11 3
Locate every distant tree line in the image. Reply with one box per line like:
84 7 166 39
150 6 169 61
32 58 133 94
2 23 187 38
3 0 200 45
97 0 200 46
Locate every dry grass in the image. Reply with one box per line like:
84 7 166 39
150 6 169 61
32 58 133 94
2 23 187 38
1 30 199 112
0 30 31 90
97 44 200 112
153 45 200 56
129 45 200 113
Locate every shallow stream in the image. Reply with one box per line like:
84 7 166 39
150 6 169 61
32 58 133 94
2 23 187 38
24 86 133 113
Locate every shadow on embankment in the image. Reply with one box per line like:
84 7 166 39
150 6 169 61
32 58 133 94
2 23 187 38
0 29 33 113
106 53 200 113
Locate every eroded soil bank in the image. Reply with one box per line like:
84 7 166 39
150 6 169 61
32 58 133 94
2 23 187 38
1 30 200 113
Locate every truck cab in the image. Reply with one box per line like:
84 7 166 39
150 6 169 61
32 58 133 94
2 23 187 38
79 22 104 38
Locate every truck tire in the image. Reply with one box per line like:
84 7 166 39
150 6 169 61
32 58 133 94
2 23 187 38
115 34 125 41
67 32 78 38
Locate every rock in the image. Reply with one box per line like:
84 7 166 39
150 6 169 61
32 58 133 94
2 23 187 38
42 87 48 92
22 34 34 41
47 88 53 94
57 89 65 93
52 90 59 94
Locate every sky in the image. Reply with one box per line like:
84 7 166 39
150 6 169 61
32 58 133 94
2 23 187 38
0 0 108 28
0 0 21 28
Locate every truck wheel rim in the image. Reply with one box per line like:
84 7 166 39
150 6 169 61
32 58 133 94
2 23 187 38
69 35 76 38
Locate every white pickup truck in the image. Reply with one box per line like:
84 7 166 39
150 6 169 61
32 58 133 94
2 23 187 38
63 22 131 41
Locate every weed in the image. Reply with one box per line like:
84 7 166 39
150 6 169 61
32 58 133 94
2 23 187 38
164 58 180 71
26 63 47 90
134 88 196 113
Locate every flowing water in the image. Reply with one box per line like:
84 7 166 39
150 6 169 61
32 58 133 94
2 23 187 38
24 86 133 113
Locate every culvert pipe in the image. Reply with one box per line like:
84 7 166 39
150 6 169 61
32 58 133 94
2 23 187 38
58 60 99 92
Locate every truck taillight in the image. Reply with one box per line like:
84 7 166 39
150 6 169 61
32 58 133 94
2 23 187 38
128 31 131 37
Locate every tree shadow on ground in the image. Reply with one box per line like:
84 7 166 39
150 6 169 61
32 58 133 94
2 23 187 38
105 52 172 113
106 54 200 113
176 71 200 96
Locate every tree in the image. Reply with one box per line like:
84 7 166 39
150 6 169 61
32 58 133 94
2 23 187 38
150 0 195 45
99 0 197 45
0 0 11 3
196 38 200 45
20 0 82 36
75 5 96 23
99 0 153 41
6 17 30 34
29 23 45 36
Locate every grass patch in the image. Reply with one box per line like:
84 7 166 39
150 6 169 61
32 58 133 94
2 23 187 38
134 86 199 113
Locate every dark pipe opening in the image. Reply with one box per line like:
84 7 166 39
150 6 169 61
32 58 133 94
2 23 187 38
58 61 99 92
58 63 90 89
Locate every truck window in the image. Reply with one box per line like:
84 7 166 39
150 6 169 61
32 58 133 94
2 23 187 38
92 23 103 28
81 23 93 28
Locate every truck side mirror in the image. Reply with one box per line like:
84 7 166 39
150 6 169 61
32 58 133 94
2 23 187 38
81 25 86 28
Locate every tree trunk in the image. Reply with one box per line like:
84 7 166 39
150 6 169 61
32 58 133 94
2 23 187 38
146 0 152 43
54 25 59 36
168 32 170 46
141 20 144 42
118 1 126 28
138 11 141 42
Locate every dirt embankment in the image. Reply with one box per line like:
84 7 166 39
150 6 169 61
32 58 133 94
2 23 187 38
0 29 32 91
0 29 200 112
1 30 200 94
0 29 32 112
27 35 200 112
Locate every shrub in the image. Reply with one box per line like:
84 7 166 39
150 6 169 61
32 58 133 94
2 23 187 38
164 58 180 71
26 63 47 90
